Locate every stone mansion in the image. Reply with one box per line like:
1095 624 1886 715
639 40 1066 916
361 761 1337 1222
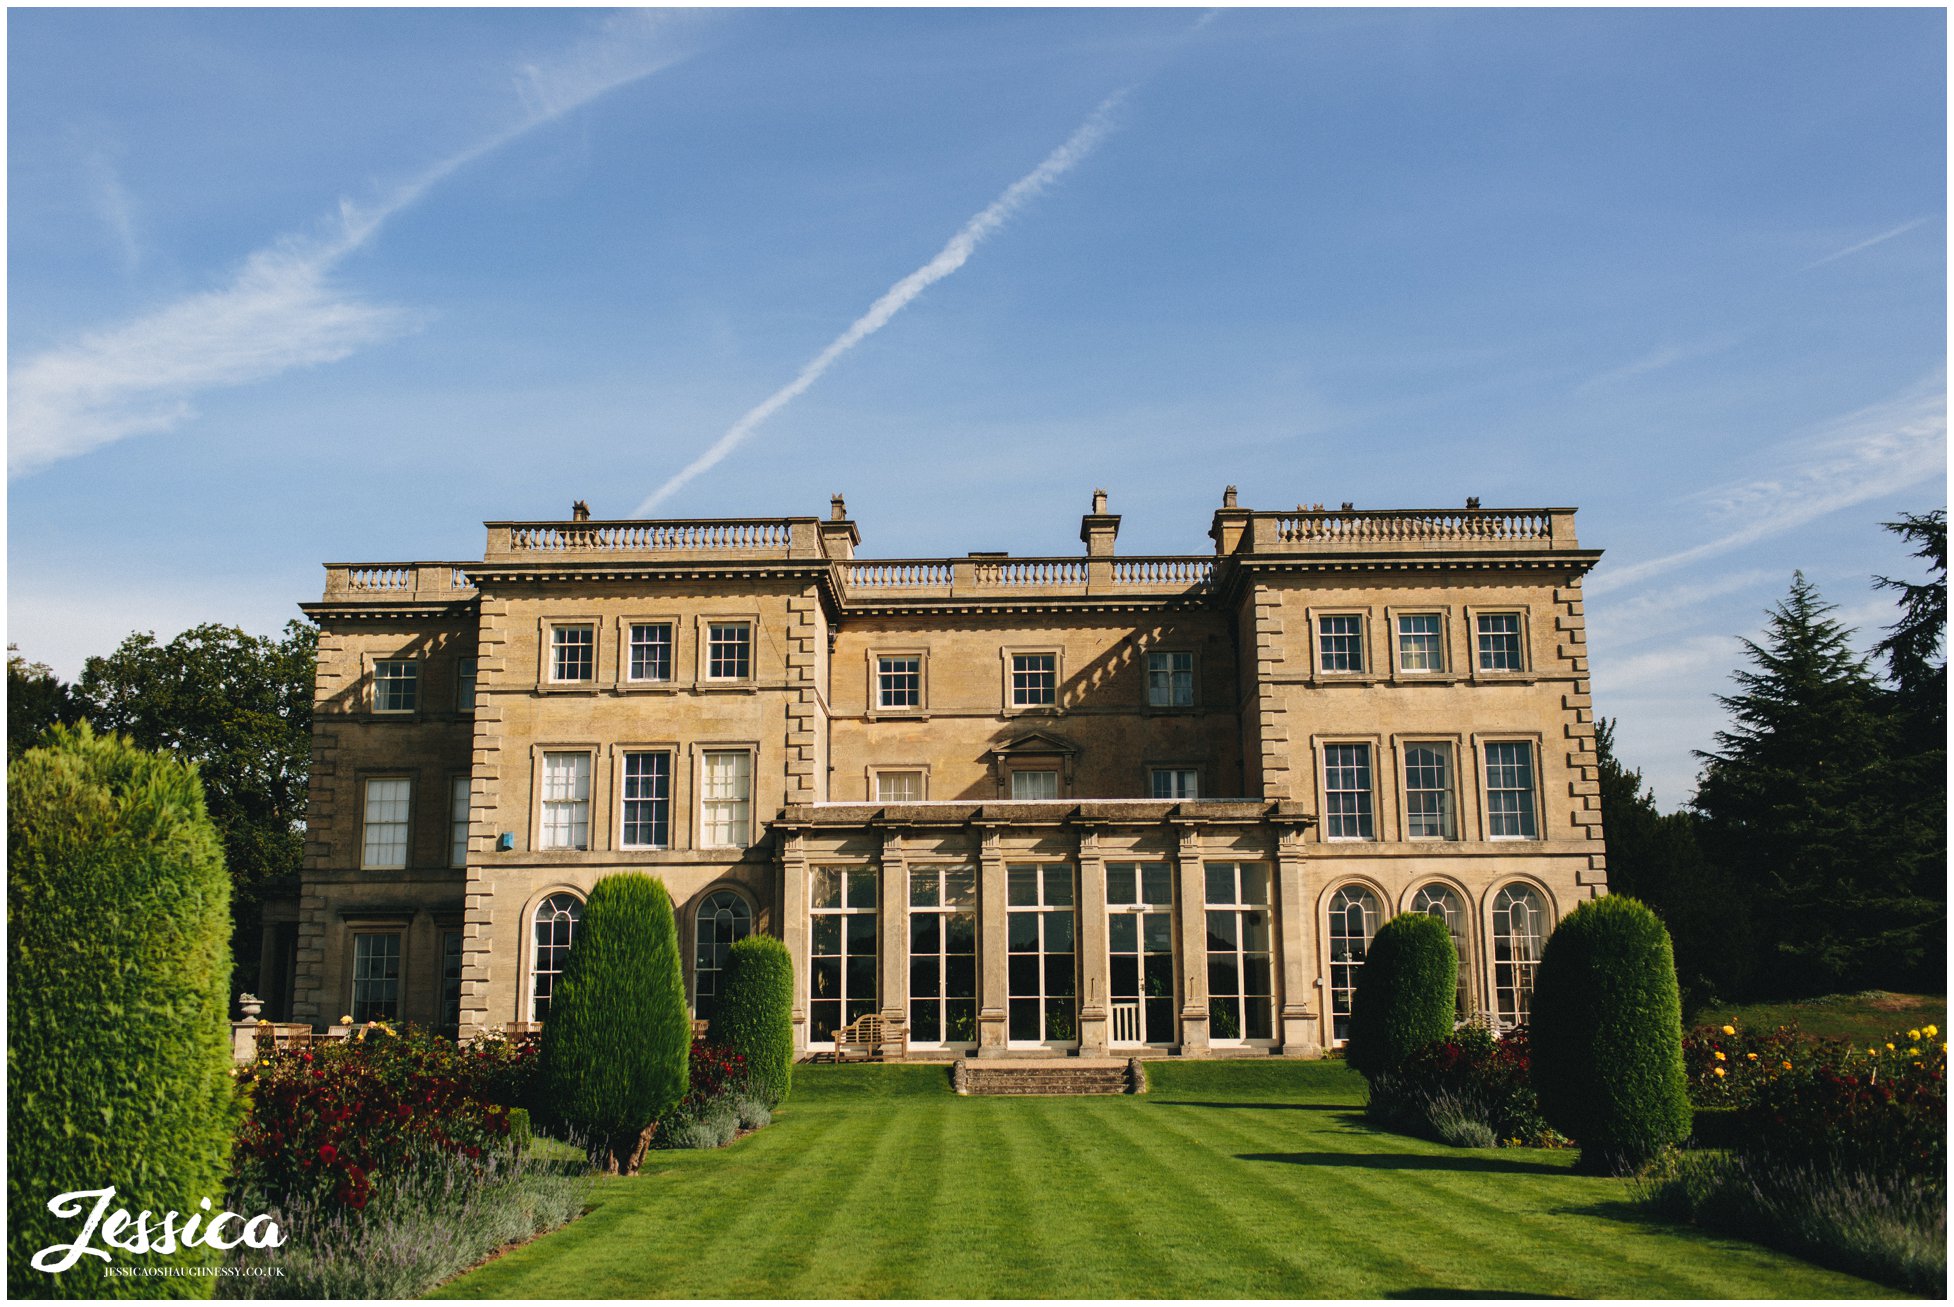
277 489 1607 1058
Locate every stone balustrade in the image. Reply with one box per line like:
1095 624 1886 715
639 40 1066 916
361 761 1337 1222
483 518 822 561
321 562 476 602
1247 507 1577 553
838 555 1212 600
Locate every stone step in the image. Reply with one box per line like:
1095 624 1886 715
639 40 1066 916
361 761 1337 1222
951 1057 1142 1096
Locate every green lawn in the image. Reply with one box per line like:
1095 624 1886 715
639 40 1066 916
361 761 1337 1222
1696 992 1945 1045
436 1061 1900 1299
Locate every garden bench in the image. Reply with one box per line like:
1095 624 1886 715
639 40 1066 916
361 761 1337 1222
830 1013 903 1063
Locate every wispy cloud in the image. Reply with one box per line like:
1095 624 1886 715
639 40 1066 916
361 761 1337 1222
1586 373 1946 596
636 93 1126 515
1587 567 1778 648
1800 217 1928 272
9 11 692 479
1573 333 1740 394
82 148 142 272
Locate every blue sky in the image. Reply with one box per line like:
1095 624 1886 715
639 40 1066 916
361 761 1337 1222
8 7 1945 806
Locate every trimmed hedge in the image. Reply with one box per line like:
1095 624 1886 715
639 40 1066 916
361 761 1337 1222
1530 894 1691 1173
8 724 236 1297
1345 912 1459 1081
708 934 794 1109
539 874 690 1174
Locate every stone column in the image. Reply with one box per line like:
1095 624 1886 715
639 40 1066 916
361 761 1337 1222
1174 822 1211 1054
1274 821 1320 1055
779 830 810 1057
976 823 1009 1057
878 827 909 1059
1076 823 1110 1057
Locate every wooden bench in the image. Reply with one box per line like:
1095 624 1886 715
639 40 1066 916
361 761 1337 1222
829 1013 904 1063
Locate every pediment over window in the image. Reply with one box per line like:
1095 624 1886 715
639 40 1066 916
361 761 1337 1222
983 731 1079 764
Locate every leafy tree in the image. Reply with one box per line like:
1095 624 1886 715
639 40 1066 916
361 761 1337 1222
74 622 315 999
1595 719 1749 1011
1692 574 1935 995
540 874 691 1174
10 725 236 1297
8 647 82 759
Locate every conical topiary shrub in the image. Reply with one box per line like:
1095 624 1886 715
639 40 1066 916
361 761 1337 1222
1345 911 1458 1083
9 724 236 1297
540 874 691 1173
1530 894 1691 1173
708 934 794 1110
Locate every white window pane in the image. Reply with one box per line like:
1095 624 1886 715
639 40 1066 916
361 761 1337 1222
877 771 923 802
541 753 591 849
362 778 410 869
1011 770 1058 800
450 775 471 866
701 751 752 846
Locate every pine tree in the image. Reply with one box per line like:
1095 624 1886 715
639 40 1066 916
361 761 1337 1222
1692 573 1933 994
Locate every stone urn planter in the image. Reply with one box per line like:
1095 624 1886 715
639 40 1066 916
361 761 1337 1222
237 992 264 1020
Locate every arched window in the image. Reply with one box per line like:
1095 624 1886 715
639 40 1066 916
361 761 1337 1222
1411 883 1469 1019
1492 884 1546 1028
530 893 582 1022
1327 885 1380 1044
693 890 753 1021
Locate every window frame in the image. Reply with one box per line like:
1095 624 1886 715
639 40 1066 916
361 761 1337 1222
696 616 757 686
696 745 757 849
1324 881 1383 1046
1313 610 1371 677
809 865 880 1046
528 891 583 1023
349 930 403 1023
618 617 680 688
1470 608 1531 677
371 658 420 716
868 649 928 716
1397 737 1461 841
617 746 675 850
1002 647 1061 712
1008 768 1061 801
1144 648 1197 709
692 887 754 1021
448 773 472 868
1147 765 1201 799
1318 739 1380 841
1489 881 1551 1029
1478 736 1543 841
540 619 600 689
1204 862 1276 1046
908 863 980 1049
360 775 413 870
455 656 478 712
535 748 595 851
1390 609 1449 677
871 766 929 803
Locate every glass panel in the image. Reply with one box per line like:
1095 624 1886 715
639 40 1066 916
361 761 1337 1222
812 915 840 955
910 957 939 999
1007 867 1037 906
1010 999 1040 1042
812 868 841 910
911 1003 940 1043
846 870 878 909
945 913 977 954
1007 912 1038 951
845 953 876 1002
1246 996 1273 1041
944 868 978 907
910 873 939 908
1205 864 1234 905
1209 954 1239 998
1044 955 1076 998
1240 864 1271 906
845 914 876 953
1210 996 1243 1041
1009 954 1039 995
946 954 976 997
1107 864 1136 905
1044 998 1076 1042
1111 954 1140 996
1109 913 1138 952
1141 864 1172 906
1242 911 1271 954
811 957 841 1001
1042 912 1075 955
910 913 940 955
1206 910 1236 951
1042 866 1073 907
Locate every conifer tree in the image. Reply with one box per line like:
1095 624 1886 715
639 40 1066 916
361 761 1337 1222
1692 573 1933 994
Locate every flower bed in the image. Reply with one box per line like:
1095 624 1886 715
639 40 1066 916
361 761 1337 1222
1366 1026 1563 1148
655 1039 772 1149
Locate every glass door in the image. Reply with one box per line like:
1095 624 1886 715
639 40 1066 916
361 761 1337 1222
1007 865 1077 1047
1107 862 1176 1046
909 865 978 1049
810 867 878 1045
1206 862 1275 1044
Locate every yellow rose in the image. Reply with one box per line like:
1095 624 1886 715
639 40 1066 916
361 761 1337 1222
1908 1047 1920 1056
1886 1042 1896 1050
1713 1067 1726 1078
1924 1024 1938 1038
1781 1060 1792 1070
1746 1052 1758 1061
1907 1028 1921 1041
1714 1051 1726 1062
1721 1025 1736 1036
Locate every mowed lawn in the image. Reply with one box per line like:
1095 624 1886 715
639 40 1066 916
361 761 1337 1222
436 1061 1897 1299
1696 991 1946 1045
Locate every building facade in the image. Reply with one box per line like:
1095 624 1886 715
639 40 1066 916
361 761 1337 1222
285 490 1607 1058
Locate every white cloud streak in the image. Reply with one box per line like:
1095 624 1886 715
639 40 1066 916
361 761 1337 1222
1800 217 1928 272
1586 374 1946 596
635 93 1127 515
9 11 689 478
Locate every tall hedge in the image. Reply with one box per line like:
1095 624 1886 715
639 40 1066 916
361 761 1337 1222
540 874 690 1174
1530 895 1691 1173
708 934 794 1109
8 724 236 1297
1345 911 1458 1081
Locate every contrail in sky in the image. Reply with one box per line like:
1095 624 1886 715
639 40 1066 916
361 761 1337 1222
9 11 692 478
635 93 1126 515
